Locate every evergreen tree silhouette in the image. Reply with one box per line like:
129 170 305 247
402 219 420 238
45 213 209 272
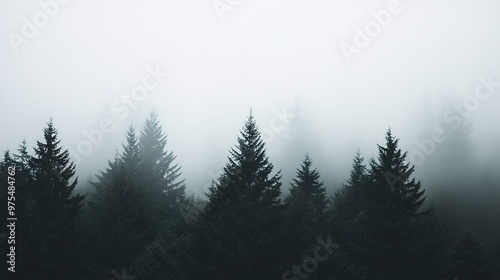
25 119 85 279
283 154 327 262
329 150 367 240
139 111 185 224
86 125 152 278
190 111 285 279
347 129 439 280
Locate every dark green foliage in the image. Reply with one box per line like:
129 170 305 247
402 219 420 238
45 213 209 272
86 162 150 275
329 150 367 242
139 111 186 225
191 111 285 279
282 154 328 274
366 129 427 218
121 124 142 177
85 126 153 277
321 151 369 279
344 129 440 280
2 113 499 280
85 115 187 278
17 120 85 279
285 154 327 242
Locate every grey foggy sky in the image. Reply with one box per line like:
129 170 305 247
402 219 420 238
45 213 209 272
1 0 499 195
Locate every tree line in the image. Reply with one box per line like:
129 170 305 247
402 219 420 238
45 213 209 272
1 111 499 279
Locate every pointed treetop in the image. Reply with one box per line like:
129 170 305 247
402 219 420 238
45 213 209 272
386 127 393 139
141 110 165 146
243 109 258 135
123 124 139 153
304 152 311 163
13 139 31 168
31 119 81 212
207 110 282 210
298 152 313 176
121 124 141 170
139 110 185 205
347 149 366 186
285 153 327 244
382 128 398 151
290 153 324 196
374 128 405 170
369 129 427 216
2 150 12 162
146 110 160 126
34 118 66 166
43 118 59 142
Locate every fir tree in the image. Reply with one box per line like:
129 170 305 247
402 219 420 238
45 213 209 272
329 150 367 240
191 111 285 279
320 151 369 279
139 111 186 223
86 161 149 277
284 154 327 258
25 119 85 279
121 124 141 177
86 126 153 278
347 129 439 280
281 154 337 280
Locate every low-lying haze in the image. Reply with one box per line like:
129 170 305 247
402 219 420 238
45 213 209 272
1 0 499 196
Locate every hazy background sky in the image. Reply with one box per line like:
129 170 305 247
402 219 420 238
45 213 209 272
1 0 499 196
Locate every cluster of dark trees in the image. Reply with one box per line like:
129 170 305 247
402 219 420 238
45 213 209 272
1 111 499 280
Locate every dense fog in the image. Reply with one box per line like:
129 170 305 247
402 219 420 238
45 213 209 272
1 0 499 279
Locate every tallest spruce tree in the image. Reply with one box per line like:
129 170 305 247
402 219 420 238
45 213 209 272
206 111 282 215
191 111 284 280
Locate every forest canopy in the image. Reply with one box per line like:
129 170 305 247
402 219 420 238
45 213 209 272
0 111 499 280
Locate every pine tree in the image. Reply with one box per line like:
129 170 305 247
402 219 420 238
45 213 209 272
365 129 428 219
281 154 337 280
319 151 369 279
24 119 85 279
86 161 150 277
329 150 367 240
85 125 154 278
122 124 141 177
139 111 186 223
347 129 439 280
86 117 189 278
284 154 327 257
190 111 285 279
